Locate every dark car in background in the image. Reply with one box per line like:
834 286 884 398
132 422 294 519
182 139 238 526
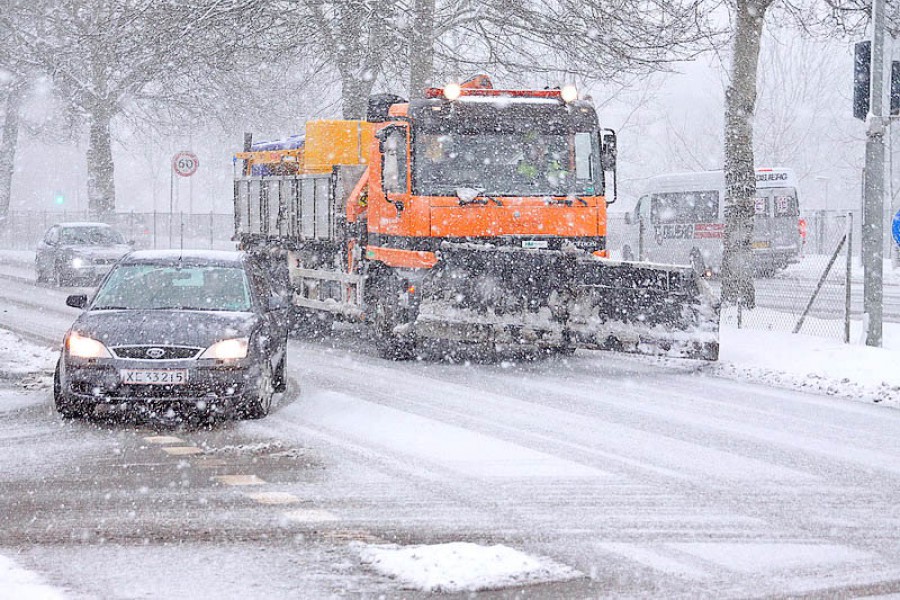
54 250 289 422
36 222 132 286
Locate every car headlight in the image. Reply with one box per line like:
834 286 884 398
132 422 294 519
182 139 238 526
67 332 112 358
71 257 85 268
199 338 249 360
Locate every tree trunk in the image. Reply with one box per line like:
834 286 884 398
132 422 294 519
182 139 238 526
86 103 116 217
721 0 770 308
0 80 25 227
408 0 436 98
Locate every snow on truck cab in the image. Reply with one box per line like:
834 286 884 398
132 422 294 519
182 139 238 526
621 168 802 276
233 75 720 360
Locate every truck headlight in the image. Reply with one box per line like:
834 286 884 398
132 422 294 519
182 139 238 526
199 338 249 360
67 332 112 358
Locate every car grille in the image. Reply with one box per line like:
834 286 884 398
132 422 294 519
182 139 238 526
70 381 244 399
111 346 203 360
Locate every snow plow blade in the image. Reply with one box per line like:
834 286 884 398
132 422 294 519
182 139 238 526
567 257 720 360
414 244 720 360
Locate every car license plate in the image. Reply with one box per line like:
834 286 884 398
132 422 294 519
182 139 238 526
752 241 771 249
522 240 549 249
120 369 188 385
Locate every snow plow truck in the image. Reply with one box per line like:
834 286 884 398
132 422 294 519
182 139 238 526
233 76 720 360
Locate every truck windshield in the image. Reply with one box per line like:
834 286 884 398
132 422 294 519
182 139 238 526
650 191 719 224
414 132 600 197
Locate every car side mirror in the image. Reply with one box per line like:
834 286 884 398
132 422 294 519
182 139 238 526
66 294 88 309
267 295 287 312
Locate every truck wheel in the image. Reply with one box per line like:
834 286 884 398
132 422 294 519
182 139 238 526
374 303 416 361
622 245 634 262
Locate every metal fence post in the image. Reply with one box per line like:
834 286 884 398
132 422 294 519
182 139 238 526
845 212 853 343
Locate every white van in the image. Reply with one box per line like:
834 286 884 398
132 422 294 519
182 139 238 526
621 168 802 275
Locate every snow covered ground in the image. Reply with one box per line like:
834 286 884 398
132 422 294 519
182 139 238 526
0 554 67 600
355 541 581 592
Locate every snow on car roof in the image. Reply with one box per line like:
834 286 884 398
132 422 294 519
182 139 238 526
122 249 246 266
54 222 115 228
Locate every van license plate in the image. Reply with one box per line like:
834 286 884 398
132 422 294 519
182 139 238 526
121 369 188 385
522 240 549 249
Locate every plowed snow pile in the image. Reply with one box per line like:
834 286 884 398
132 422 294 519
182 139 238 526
356 541 581 591
714 325 900 407
0 554 67 600
0 330 56 376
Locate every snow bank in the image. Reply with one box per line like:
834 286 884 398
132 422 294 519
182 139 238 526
355 542 581 592
0 554 67 600
0 329 57 377
714 324 900 407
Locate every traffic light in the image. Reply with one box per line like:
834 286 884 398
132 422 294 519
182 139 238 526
54 192 65 205
854 41 871 121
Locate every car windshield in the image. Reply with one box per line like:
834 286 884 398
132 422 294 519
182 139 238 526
59 226 124 246
415 132 600 197
92 264 253 312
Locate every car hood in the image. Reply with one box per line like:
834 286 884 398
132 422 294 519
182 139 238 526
62 244 131 260
72 309 260 349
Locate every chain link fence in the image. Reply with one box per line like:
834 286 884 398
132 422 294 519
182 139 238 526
722 212 854 341
0 211 236 251
608 210 858 341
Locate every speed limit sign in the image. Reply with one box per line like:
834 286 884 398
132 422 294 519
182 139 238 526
172 151 199 177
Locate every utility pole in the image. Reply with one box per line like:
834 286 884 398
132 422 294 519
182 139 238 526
863 0 886 347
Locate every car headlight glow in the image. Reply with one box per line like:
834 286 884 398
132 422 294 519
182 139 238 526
199 338 249 360
67 332 112 359
71 257 85 268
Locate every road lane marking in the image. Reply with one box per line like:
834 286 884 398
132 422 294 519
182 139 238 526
162 446 203 456
244 491 300 505
283 509 339 522
214 474 266 486
194 458 229 468
144 436 184 445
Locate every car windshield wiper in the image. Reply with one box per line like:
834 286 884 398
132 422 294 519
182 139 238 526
93 305 128 310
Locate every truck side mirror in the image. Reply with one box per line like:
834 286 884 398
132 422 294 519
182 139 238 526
600 130 617 171
600 129 617 204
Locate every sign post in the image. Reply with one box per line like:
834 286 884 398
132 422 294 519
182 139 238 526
169 151 199 247
892 209 900 248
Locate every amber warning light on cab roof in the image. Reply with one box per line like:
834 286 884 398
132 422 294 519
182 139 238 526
426 74 578 103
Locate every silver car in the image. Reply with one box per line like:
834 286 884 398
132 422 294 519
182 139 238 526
35 222 132 286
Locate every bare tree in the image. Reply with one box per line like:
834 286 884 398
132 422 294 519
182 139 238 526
720 0 774 308
1 0 267 216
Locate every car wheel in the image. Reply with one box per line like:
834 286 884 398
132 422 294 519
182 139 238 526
52 262 65 287
35 262 47 284
241 361 274 420
54 362 84 419
273 354 287 393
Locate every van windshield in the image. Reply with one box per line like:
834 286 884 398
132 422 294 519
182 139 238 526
650 191 719 224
